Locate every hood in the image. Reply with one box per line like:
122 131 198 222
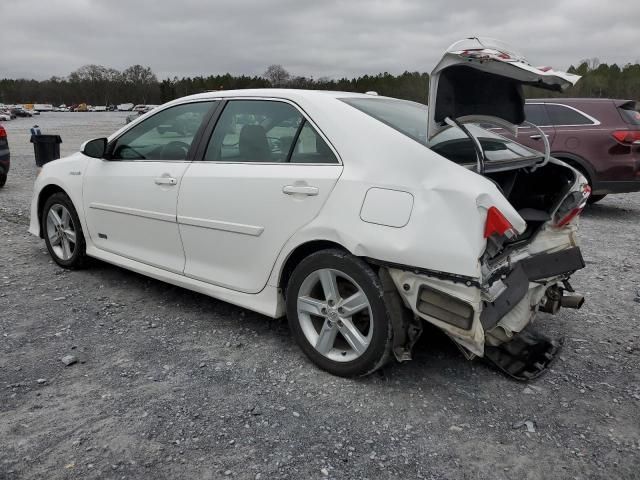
428 37 581 139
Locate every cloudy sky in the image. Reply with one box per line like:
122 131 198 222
1 0 639 80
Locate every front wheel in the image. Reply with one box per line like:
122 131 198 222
286 249 393 377
42 192 88 269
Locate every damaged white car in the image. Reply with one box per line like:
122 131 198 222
29 38 589 379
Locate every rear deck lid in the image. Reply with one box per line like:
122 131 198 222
428 37 580 139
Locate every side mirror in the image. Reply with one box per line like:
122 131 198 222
81 137 107 159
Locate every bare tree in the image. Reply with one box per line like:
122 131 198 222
263 65 291 87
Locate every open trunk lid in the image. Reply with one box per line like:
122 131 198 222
428 37 580 140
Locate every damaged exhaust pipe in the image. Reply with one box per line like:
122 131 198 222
540 287 584 313
560 294 585 309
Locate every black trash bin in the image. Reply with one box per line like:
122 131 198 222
31 135 62 167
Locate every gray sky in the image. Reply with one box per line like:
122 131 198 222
1 0 639 80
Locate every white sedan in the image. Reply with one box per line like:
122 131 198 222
29 38 589 378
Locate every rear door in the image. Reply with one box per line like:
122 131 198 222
83 101 216 273
177 98 342 293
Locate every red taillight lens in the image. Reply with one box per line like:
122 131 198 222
0 126 6 138
612 130 640 145
484 206 516 239
554 184 591 227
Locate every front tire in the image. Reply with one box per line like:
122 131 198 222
286 249 393 377
42 192 88 269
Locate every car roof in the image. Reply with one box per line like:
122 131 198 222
526 97 633 104
175 88 386 103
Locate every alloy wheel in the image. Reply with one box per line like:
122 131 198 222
297 268 373 362
46 204 77 261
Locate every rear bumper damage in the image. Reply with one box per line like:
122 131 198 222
385 244 586 376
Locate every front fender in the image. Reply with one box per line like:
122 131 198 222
29 154 90 238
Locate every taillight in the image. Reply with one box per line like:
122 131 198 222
484 206 516 239
0 126 6 138
612 130 640 145
554 183 591 227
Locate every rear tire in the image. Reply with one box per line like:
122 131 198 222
42 192 88 269
587 194 607 204
0 173 6 188
286 249 393 377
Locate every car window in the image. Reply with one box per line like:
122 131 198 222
545 104 594 126
618 102 640 125
524 104 551 126
205 100 321 163
428 124 543 165
341 97 428 144
110 102 214 161
289 122 338 164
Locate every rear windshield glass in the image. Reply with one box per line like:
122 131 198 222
619 103 640 125
340 97 428 144
428 125 543 165
341 96 542 166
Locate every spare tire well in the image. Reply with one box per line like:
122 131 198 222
37 185 67 238
279 241 349 293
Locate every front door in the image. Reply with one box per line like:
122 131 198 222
83 101 216 273
178 99 343 293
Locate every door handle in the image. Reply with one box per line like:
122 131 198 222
282 185 319 196
529 134 549 140
154 177 177 185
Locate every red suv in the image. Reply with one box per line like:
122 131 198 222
0 125 9 188
515 98 640 203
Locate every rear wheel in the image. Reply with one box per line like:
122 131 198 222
286 249 393 377
0 173 6 188
42 193 88 269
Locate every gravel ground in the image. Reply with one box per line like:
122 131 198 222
1 113 639 480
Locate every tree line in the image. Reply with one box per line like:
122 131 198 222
1 60 639 106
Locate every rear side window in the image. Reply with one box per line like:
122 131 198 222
618 102 640 125
524 104 550 126
204 100 337 164
545 104 594 126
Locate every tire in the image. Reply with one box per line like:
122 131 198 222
42 192 88 269
587 194 607 204
0 173 6 188
285 249 393 377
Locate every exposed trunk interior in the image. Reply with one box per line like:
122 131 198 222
486 162 576 241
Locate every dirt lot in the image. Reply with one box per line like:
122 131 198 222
1 114 639 480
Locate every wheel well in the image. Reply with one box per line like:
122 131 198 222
279 240 349 292
37 184 67 237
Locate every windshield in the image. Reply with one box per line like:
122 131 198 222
342 96 543 167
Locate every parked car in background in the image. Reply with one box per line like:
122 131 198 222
0 111 12 121
0 125 9 187
500 98 640 203
29 38 589 380
11 107 33 117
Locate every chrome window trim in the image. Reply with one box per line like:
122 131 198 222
524 102 601 127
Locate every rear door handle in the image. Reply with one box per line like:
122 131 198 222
154 177 177 185
529 134 549 140
282 185 319 196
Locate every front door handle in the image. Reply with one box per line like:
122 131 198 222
282 185 319 196
154 177 177 185
529 134 549 140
